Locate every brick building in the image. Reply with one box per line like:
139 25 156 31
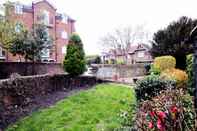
0 0 76 63
101 43 153 64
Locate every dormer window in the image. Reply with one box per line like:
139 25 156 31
15 4 23 14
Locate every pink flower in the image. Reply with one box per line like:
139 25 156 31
170 106 178 113
157 111 166 119
148 121 154 129
157 119 165 131
150 111 155 117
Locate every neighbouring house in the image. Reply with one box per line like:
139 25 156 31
127 43 153 64
0 0 76 63
101 43 153 64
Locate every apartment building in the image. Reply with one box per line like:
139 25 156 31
0 0 76 63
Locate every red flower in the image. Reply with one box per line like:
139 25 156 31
170 106 178 113
148 121 154 129
150 111 155 117
157 111 166 119
157 119 165 131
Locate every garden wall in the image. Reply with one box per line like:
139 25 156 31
0 62 65 79
0 74 100 129
94 64 147 79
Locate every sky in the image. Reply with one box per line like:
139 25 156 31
1 0 197 55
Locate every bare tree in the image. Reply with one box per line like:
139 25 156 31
99 25 150 63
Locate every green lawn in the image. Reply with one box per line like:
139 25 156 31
7 83 136 131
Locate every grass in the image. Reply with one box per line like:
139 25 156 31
7 83 136 131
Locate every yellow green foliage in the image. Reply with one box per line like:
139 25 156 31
153 56 176 72
160 68 188 88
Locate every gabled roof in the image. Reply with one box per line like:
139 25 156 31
33 0 56 10
128 43 151 54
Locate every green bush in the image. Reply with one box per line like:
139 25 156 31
63 33 86 76
149 64 161 75
153 56 176 72
135 75 176 101
186 54 194 95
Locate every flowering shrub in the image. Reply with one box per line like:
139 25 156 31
153 56 176 72
135 89 195 131
160 68 188 88
135 75 176 101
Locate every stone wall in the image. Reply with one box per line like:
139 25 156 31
0 62 65 79
94 64 147 79
0 74 100 129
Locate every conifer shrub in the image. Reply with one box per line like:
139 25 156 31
63 33 86 76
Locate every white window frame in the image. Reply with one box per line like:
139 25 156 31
62 15 68 24
61 31 68 39
0 47 3 56
43 10 49 25
62 46 67 54
0 5 5 16
15 23 22 33
41 49 50 58
137 52 144 58
15 4 23 14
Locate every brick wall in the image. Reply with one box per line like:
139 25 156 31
0 74 100 129
0 62 65 79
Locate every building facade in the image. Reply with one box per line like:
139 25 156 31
0 0 76 63
101 43 153 64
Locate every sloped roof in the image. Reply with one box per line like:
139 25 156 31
33 0 56 10
128 43 151 54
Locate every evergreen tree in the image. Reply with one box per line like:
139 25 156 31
151 16 197 69
63 33 86 76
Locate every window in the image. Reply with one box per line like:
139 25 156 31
62 46 67 54
41 49 50 58
62 15 68 24
43 10 49 25
61 31 68 39
137 52 144 58
15 23 22 33
0 47 3 56
0 47 5 58
0 5 5 16
15 4 23 14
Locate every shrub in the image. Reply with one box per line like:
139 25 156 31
135 75 175 101
144 63 151 75
116 58 125 65
160 68 188 88
149 64 161 75
186 54 194 95
135 89 195 131
63 33 86 76
153 56 176 72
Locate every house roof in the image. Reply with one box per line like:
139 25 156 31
33 0 56 10
128 43 151 54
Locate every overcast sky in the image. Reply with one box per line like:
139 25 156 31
1 0 197 55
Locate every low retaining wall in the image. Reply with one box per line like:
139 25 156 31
0 74 99 129
94 64 147 79
0 62 65 79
